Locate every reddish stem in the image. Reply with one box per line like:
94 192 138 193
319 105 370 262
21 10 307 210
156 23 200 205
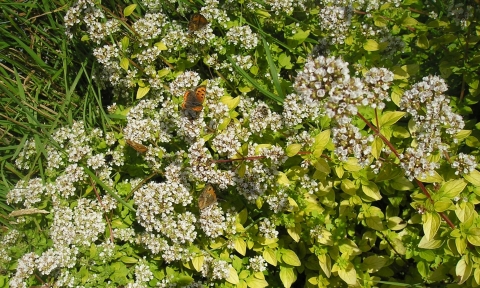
357 112 455 229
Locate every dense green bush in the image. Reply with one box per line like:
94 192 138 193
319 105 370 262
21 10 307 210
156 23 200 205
2 0 480 287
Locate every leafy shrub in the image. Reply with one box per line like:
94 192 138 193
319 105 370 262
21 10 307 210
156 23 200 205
2 0 480 287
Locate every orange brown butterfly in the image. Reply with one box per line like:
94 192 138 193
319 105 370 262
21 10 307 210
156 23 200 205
182 85 206 120
188 13 208 32
198 184 217 210
126 139 148 153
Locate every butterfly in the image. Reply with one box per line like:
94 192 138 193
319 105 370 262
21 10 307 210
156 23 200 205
198 184 217 210
182 85 206 120
126 139 148 153
188 13 208 32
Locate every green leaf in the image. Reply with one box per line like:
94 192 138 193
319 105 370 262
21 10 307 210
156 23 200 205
416 34 429 49
364 39 380 51
246 276 269 288
371 137 383 159
220 95 240 110
287 223 301 243
313 130 331 158
456 202 475 223
192 255 204 272
467 228 480 246
337 262 357 285
278 53 292 69
121 36 130 50
434 200 453 212
418 235 443 249
279 266 296 288
281 249 301 266
441 179 467 198
341 179 357 195
277 172 290 186
455 130 472 141
124 4 137 17
136 86 150 99
120 256 137 264
362 181 382 201
286 144 302 157
120 58 129 71
423 212 441 240
380 111 406 127
387 217 407 230
261 37 284 100
234 238 247 256
314 158 331 174
361 256 388 273
263 248 277 266
318 254 331 278
290 29 310 43
226 55 283 103
154 42 168 50
226 267 240 285
456 257 472 285
417 171 444 183
465 170 480 187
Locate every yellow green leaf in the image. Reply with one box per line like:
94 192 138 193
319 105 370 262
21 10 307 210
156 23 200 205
313 130 330 158
318 254 331 278
416 34 429 49
337 263 357 285
120 256 138 264
364 39 379 51
456 237 467 255
226 266 239 284
282 249 301 266
277 171 290 186
279 266 296 288
455 130 472 141
456 257 473 285
361 255 389 273
441 179 467 198
362 181 382 201
417 171 444 183
154 42 168 50
120 36 129 50
343 158 362 171
371 137 383 159
192 255 204 272
465 170 480 187
387 216 407 230
286 144 302 157
380 111 406 127
263 248 277 266
120 58 129 71
238 208 248 224
123 4 137 17
234 238 247 256
418 235 443 249
423 212 441 240
341 179 357 195
287 223 301 243
136 86 150 99
314 158 331 174
220 95 240 110
456 202 475 223
246 276 269 288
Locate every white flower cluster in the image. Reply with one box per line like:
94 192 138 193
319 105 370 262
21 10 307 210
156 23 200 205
6 178 44 208
226 26 258 50
451 153 477 176
248 255 267 272
258 218 278 239
199 204 226 238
